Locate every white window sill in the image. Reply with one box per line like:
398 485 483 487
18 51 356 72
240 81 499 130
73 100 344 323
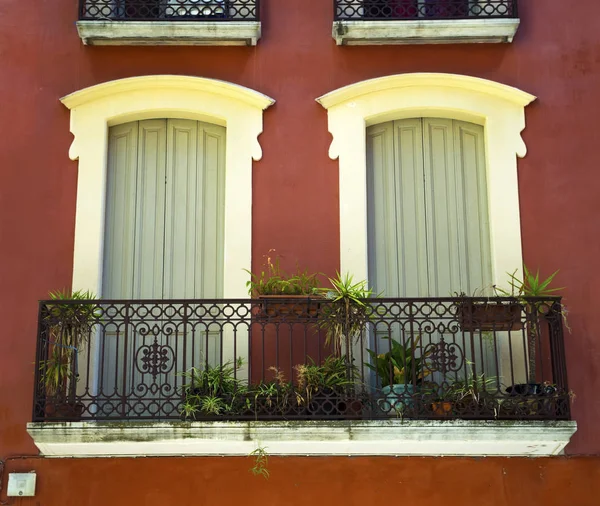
76 21 261 46
333 18 520 45
27 419 576 458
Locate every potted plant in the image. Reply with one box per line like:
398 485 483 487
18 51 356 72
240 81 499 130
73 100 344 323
40 289 98 420
179 358 248 419
250 367 302 418
294 355 358 416
315 272 375 357
245 251 322 319
366 335 431 415
448 373 500 419
495 266 568 394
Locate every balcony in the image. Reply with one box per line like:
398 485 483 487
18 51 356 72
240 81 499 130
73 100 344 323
76 0 261 46
333 0 520 45
27 296 576 457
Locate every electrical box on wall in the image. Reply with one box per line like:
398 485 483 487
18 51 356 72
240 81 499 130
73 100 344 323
7 472 36 497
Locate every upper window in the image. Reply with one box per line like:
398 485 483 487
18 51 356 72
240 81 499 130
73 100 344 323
333 0 520 45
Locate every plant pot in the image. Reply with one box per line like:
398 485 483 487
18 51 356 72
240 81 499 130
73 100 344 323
379 384 415 414
255 295 321 320
453 394 498 419
45 400 84 420
458 301 522 332
431 400 453 417
505 383 557 396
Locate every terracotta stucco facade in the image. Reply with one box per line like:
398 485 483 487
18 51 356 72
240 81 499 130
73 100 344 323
1 0 600 502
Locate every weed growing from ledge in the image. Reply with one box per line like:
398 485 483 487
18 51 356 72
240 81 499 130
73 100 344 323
249 445 269 479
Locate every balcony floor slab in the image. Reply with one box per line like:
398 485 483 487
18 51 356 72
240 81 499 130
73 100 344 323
27 419 576 458
333 18 520 45
76 20 261 46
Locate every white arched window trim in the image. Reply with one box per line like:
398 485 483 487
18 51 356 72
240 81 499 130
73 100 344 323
316 73 536 289
62 75 275 298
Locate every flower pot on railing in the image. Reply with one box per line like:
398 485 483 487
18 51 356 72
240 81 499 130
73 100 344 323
255 295 322 320
457 300 522 332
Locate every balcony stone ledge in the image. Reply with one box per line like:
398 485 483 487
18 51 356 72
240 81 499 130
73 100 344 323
76 20 261 46
333 18 520 45
27 419 576 458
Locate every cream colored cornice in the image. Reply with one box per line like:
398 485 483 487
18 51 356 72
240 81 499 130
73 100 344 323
316 73 536 110
61 75 275 111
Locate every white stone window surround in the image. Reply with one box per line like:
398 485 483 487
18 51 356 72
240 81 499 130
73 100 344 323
61 75 275 300
316 73 536 293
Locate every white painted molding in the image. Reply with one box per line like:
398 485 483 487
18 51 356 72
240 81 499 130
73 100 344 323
333 18 520 46
316 73 535 289
27 420 577 457
61 75 275 300
76 21 261 46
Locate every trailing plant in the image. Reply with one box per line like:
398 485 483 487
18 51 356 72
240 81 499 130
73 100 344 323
316 272 375 356
249 445 270 479
245 250 321 296
179 358 247 418
366 335 431 388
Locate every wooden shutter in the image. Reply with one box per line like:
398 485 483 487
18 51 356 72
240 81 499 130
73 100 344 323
367 118 491 297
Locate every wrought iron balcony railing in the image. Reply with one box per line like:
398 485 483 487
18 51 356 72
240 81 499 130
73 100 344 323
79 0 260 22
33 296 570 423
334 0 518 21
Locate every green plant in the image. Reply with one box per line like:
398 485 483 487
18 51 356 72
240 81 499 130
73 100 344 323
40 289 98 401
245 250 321 296
444 371 500 417
179 358 247 418
495 266 569 383
366 335 431 388
249 445 269 479
251 367 295 416
316 272 375 356
294 355 357 406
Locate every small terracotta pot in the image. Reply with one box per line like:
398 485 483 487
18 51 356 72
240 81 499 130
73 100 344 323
431 401 453 417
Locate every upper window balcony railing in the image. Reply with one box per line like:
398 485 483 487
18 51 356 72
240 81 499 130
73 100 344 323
79 0 259 22
76 0 261 46
332 0 520 45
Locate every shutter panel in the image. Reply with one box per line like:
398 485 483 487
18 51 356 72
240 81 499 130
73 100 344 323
452 119 492 293
103 121 139 299
367 119 428 297
423 117 461 296
162 119 226 299
422 118 491 296
133 119 168 299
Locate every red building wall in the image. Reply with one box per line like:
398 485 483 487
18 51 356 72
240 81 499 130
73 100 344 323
1 0 600 499
1 456 600 506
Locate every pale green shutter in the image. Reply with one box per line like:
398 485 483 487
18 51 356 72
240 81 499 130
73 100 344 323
367 118 491 297
104 119 225 300
103 122 139 299
162 119 225 299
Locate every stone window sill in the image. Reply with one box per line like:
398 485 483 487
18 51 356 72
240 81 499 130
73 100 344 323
76 20 261 46
333 18 520 45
